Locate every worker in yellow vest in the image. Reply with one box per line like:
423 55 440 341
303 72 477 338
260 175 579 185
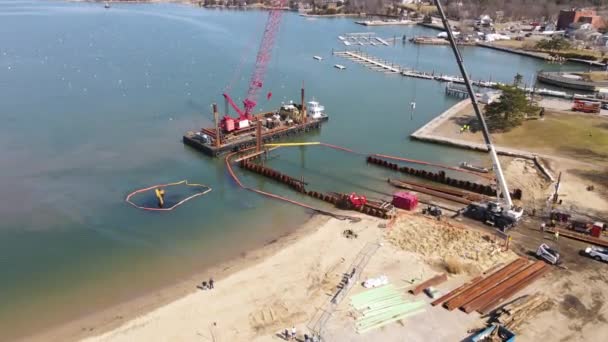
155 188 165 208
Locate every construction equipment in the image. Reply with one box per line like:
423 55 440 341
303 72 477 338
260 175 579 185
433 0 524 228
348 193 368 208
463 202 516 230
536 243 560 265
572 99 601 113
154 188 165 208
471 324 515 342
422 204 442 218
221 0 286 132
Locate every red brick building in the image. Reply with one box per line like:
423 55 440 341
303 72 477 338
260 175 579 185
557 8 605 30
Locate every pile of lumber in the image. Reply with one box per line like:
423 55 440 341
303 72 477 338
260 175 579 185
431 258 550 315
492 293 553 331
350 284 426 334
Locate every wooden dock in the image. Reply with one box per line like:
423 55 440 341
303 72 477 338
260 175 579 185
333 50 578 100
334 51 401 73
339 33 392 47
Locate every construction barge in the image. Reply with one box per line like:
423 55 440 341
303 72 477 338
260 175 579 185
183 88 328 157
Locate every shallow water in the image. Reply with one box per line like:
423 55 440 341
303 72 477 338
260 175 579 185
0 0 579 337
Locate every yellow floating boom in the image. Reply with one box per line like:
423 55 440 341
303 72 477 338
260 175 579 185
264 142 320 147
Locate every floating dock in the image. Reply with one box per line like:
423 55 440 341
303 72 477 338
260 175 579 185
339 33 392 47
333 50 582 99
334 51 400 73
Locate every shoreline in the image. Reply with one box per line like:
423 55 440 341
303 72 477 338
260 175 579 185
410 99 555 182
22 214 330 342
64 212 521 342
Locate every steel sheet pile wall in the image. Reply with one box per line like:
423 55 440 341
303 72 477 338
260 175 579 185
367 156 523 200
239 160 393 219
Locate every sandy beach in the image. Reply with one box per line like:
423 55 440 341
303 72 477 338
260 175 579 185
21 215 328 342
40 210 515 342
25 193 608 342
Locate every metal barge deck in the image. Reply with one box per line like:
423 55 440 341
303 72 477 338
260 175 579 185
183 117 327 157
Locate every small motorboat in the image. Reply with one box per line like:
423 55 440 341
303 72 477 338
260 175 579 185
460 161 489 173
313 55 323 61
334 64 346 70
104 2 111 9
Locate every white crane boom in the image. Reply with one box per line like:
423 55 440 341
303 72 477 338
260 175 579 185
433 0 513 209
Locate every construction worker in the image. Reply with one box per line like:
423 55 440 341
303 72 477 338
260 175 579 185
554 229 559 241
155 188 165 208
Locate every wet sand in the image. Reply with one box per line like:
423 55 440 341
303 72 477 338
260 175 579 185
20 215 330 342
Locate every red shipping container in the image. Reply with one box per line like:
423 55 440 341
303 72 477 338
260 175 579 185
225 118 235 132
392 191 418 211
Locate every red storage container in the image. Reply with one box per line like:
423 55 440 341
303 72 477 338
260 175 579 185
392 191 418 211
225 118 235 132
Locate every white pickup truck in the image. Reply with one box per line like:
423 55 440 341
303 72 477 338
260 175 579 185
581 246 608 263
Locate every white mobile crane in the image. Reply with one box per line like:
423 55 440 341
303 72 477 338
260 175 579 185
433 0 523 230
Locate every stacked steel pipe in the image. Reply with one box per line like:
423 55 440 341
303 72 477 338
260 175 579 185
432 258 550 315
367 156 523 200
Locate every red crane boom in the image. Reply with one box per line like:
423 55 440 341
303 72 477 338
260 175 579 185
223 0 286 128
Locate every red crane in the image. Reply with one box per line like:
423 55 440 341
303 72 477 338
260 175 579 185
222 0 286 132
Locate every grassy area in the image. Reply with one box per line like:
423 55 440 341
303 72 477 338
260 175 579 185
493 112 608 165
541 48 603 59
492 40 604 60
492 39 526 49
400 4 437 15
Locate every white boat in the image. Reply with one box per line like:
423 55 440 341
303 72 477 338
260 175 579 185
104 1 110 8
313 55 323 61
338 35 345 40
334 64 346 70
308 99 328 120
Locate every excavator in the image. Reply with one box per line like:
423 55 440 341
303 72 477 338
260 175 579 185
433 0 523 230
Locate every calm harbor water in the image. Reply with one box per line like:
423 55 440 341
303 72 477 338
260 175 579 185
0 1 576 338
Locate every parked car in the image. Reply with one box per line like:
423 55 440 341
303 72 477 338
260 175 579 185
581 246 608 263
602 103 608 110
537 243 560 265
